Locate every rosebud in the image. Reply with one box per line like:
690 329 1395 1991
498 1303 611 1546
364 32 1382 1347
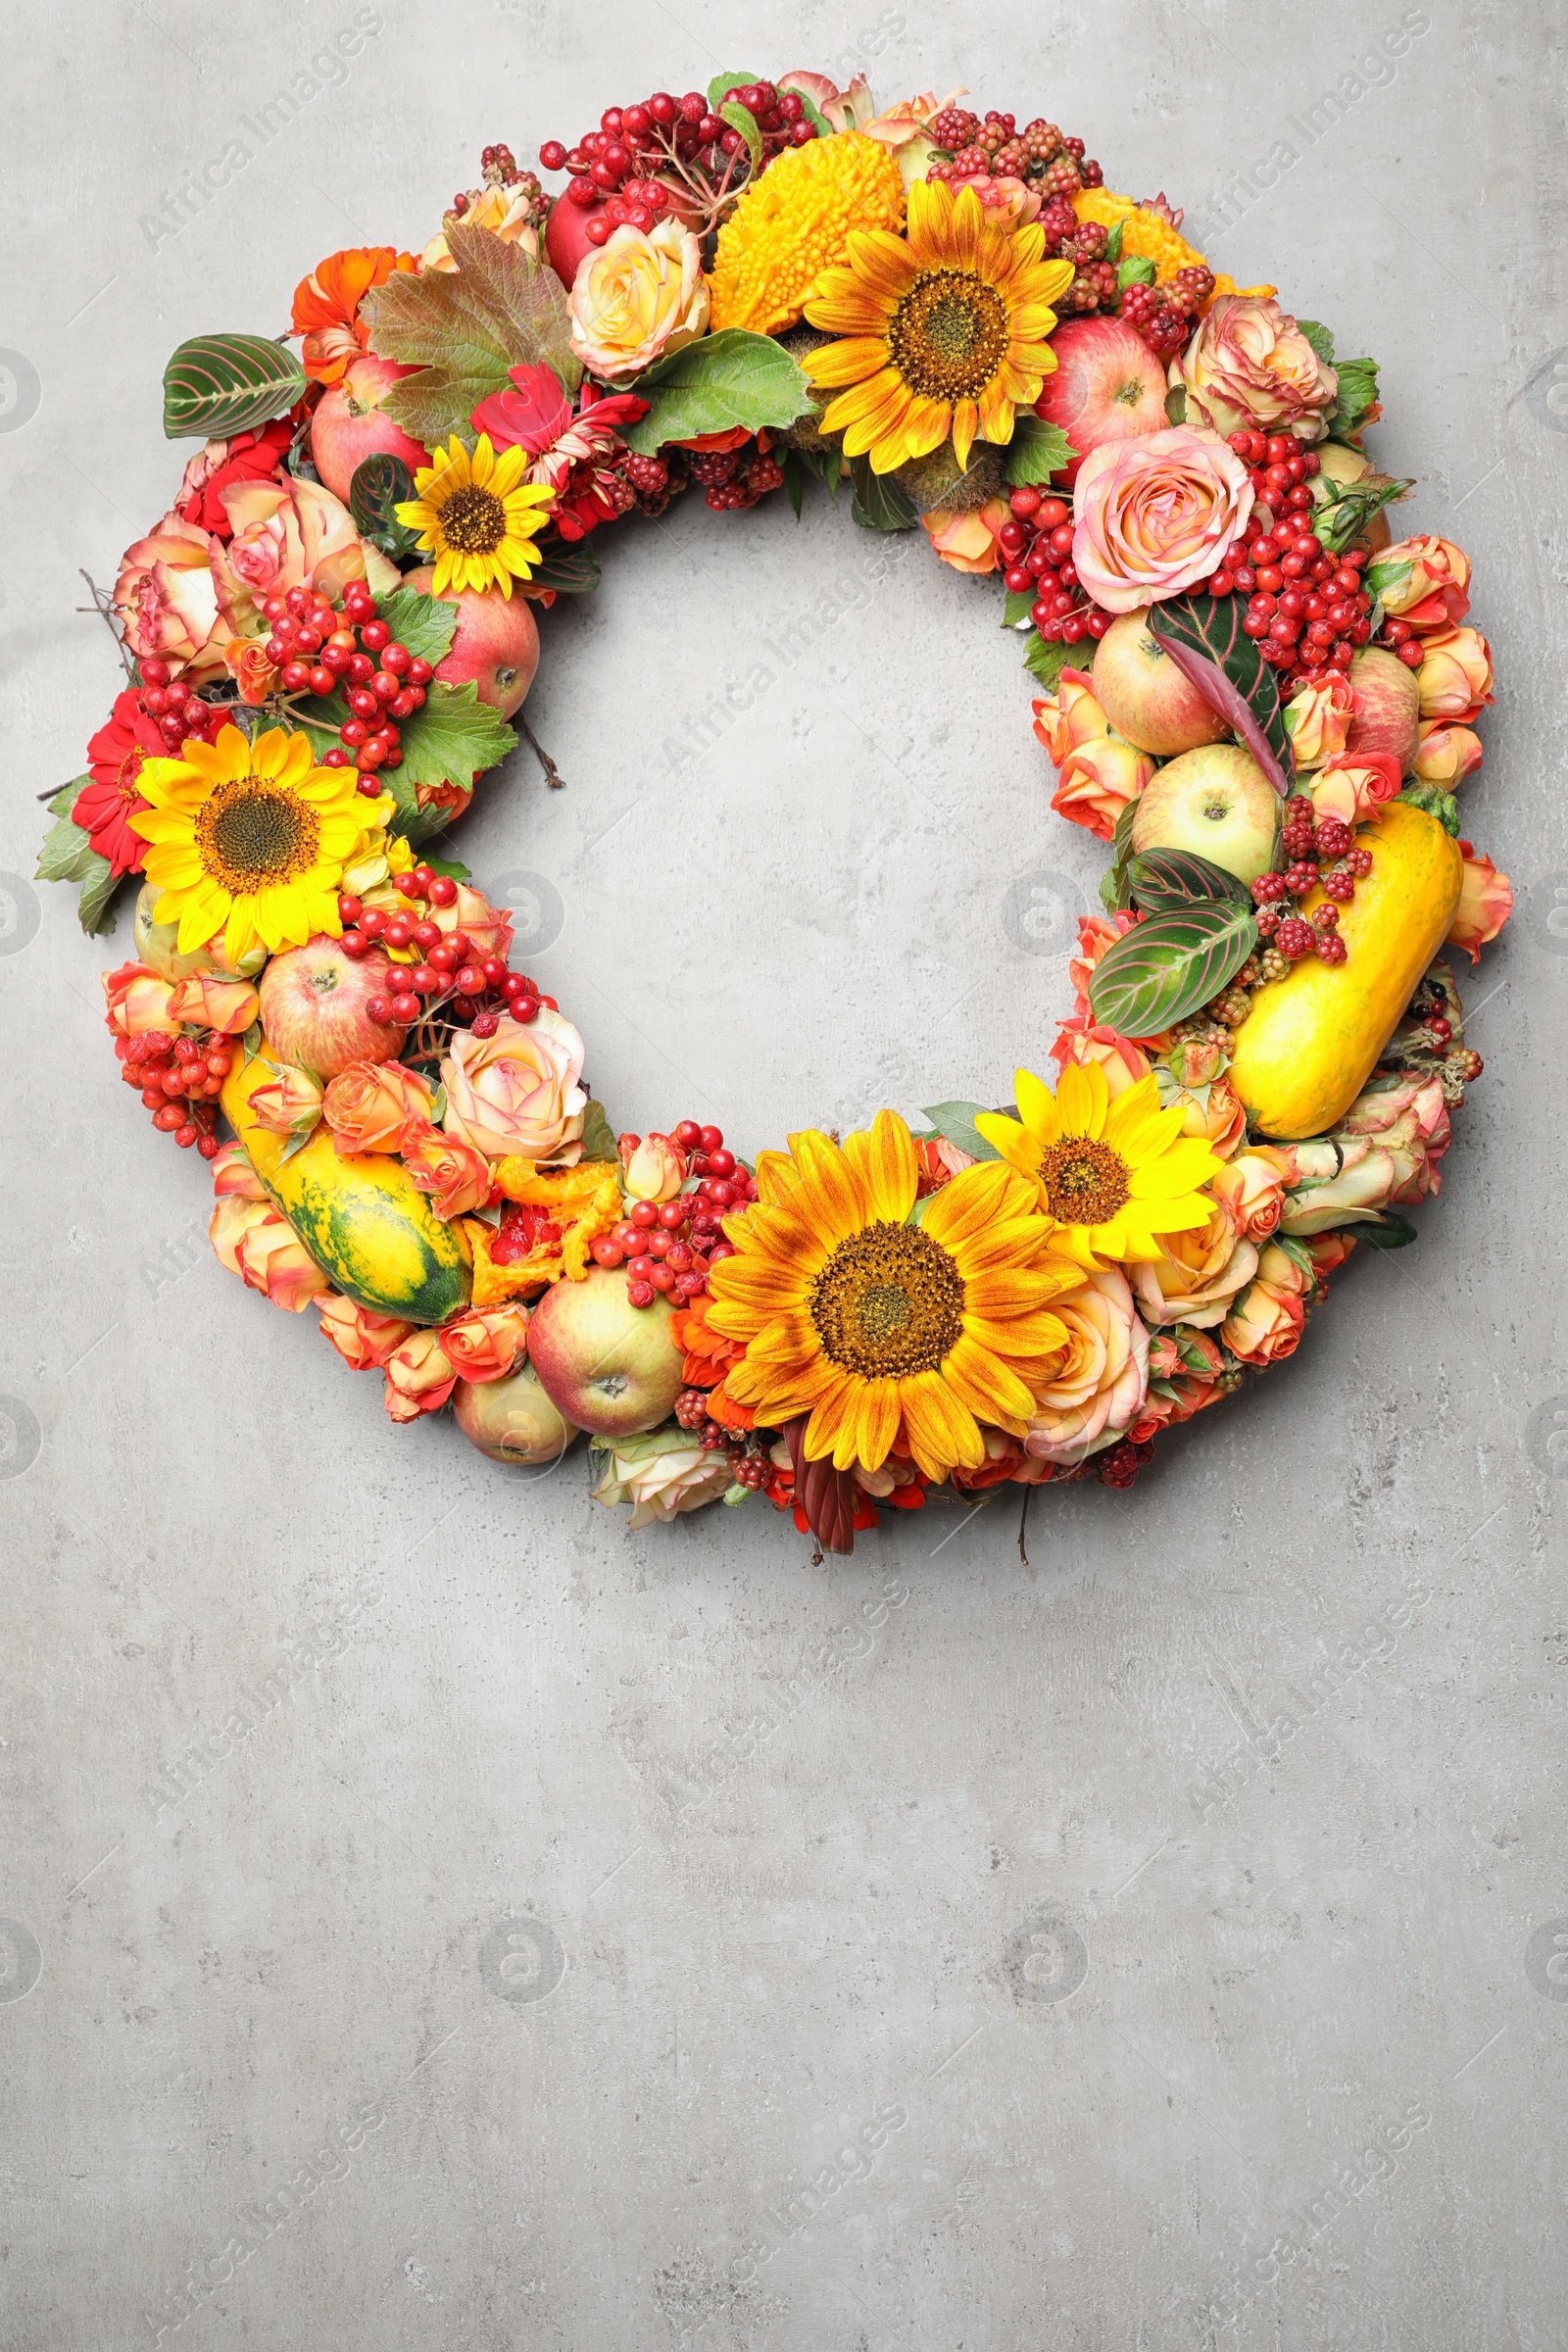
618 1130 688 1203
1416 626 1494 722
249 1059 324 1140
1412 719 1484 790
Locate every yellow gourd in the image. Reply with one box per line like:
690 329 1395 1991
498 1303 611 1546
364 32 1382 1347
1228 802 1462 1140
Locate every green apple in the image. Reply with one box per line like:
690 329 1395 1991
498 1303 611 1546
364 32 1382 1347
1092 610 1233 757
453 1358 581 1467
1130 744 1280 883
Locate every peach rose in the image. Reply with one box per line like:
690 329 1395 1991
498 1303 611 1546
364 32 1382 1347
428 882 514 964
1032 669 1107 766
399 1117 494 1219
318 1292 415 1370
1283 673 1354 768
945 171 1042 226
211 1141 268 1200
1417 627 1494 722
1371 535 1470 632
382 1328 457 1423
440 1007 588 1163
1128 1329 1228 1443
1339 1075 1451 1204
1170 1073 1248 1157
1277 1136 1399 1233
210 1195 327 1312
1446 841 1512 965
619 1131 688 1202
1130 1203 1257 1329
103 961 174 1038
1051 734 1155 842
923 497 1011 573
1220 1242 1307 1365
165 973 260 1034
1211 1150 1291 1245
1302 1231 1356 1282
223 637 280 707
1066 910 1140 1007
1049 1018 1152 1099
439 1304 529 1385
113 511 232 683
1172 295 1338 443
250 1061 325 1140
1413 720 1484 789
1307 752 1400 828
1071 426 1253 613
210 474 381 636
422 183 541 272
322 1059 434 1153
568 220 710 381
1023 1265 1151 1463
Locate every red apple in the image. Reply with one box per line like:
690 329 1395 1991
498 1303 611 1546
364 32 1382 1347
1092 610 1232 757
525 1267 684 1439
258 936 407 1077
402 563 540 718
545 196 603 291
1131 744 1281 884
1032 318 1170 484
310 356 430 505
1344 645 1420 774
454 1358 582 1466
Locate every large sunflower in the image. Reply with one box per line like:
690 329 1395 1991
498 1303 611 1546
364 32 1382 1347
395 433 556 598
975 1062 1222 1271
801 179 1075 475
707 1109 1079 1481
129 724 384 964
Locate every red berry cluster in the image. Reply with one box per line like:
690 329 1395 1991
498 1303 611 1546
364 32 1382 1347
539 82 815 238
1250 796 1375 965
1118 265 1214 361
687 441 785 511
675 1388 771 1482
927 114 1102 192
271 583 434 794
133 659 228 749
452 145 545 221
338 865 550 1035
589 1121 756 1309
115 1027 229 1155
1002 487 1112 647
1203 442 1375 692
1377 614 1429 672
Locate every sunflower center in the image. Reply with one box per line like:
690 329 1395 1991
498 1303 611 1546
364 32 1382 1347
1038 1136 1130 1228
808 1220 965 1381
196 777 319 896
437 483 509 554
886 269 1009 402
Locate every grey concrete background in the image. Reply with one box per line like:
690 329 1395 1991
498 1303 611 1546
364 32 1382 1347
2 2 1565 2345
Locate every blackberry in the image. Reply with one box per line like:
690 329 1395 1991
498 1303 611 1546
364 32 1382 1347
1259 946 1290 981
745 452 784 495
732 1454 769 1492
1168 264 1215 316
689 449 740 487
675 1388 710 1431
929 105 979 150
620 452 667 496
1040 155 1083 196
1066 260 1118 312
1021 119 1062 166
1038 194 1079 247
1080 157 1103 186
950 143 989 175
993 137 1028 176
1212 988 1253 1027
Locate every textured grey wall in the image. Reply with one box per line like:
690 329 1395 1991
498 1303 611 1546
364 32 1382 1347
2 2 1565 2346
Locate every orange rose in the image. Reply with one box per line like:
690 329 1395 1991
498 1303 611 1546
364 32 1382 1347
1032 668 1107 766
430 883 514 964
382 1328 458 1422
1171 1074 1248 1157
1307 753 1401 828
399 1116 494 1219
165 972 260 1034
103 961 174 1038
1049 1018 1153 1098
1173 295 1338 443
1024 1265 1150 1463
1066 910 1140 1007
290 245 418 385
210 1195 327 1313
223 637 280 707
318 1292 415 1370
1413 721 1484 790
322 1059 434 1153
211 1141 268 1200
439 1305 529 1385
922 496 1011 573
1051 734 1155 843
250 1060 325 1140
1370 535 1471 632
619 1131 688 1202
1282 673 1354 768
1128 1329 1227 1443
1416 627 1494 723
1446 841 1511 965
1220 1243 1307 1366
1211 1150 1291 1245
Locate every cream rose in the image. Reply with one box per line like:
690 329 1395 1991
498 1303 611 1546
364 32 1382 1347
1172 295 1338 443
568 220 710 381
1023 1265 1150 1463
1071 426 1253 613
440 1007 588 1163
1130 1204 1258 1329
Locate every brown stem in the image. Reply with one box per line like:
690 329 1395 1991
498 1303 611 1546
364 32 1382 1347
1017 1485 1033 1568
78 570 135 682
519 713 566 789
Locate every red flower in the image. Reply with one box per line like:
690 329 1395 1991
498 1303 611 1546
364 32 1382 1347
73 691 165 877
175 421 294 538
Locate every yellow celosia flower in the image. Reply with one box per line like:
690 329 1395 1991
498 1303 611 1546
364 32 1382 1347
1071 189 1275 304
708 129 906 336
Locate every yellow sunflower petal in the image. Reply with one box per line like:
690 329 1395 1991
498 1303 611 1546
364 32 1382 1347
842 1108 917 1226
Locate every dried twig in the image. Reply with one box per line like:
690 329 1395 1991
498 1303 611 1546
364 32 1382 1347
1017 1485 1033 1568
518 712 566 790
78 569 134 682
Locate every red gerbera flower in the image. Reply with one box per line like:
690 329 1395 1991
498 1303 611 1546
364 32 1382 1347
73 691 165 877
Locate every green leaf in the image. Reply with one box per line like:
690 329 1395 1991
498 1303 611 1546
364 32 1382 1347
578 1099 619 1164
527 539 602 595
708 68 760 106
76 851 122 935
1104 220 1124 265
719 101 763 172
779 449 807 519
374 583 460 664
1117 254 1156 290
1312 471 1412 556
1398 780 1460 836
1003 586 1036 628
46 776 88 820
1363 555 1413 602
1087 900 1258 1035
163 332 307 440
1148 594 1294 794
365 222 580 451
421 854 470 882
1294 318 1336 365
850 453 919 531
37 811 97 885
349 454 419 559
240 1019 263 1064
1100 798 1139 914
278 1125 315 1164
622 328 811 455
1354 1211 1418 1251
1127 848 1253 914
1023 635 1070 691
1327 355 1379 439
395 680 515 806
1164 383 1187 425
919 1102 1002 1164
1003 416 1077 486
796 445 844 499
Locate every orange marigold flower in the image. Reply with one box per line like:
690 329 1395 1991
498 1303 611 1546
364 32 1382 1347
290 246 418 385
670 1291 746 1391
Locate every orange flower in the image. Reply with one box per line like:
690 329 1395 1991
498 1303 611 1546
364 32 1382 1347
671 1291 748 1391
318 1292 415 1370
922 497 1011 573
291 246 418 386
250 1061 325 1140
322 1059 434 1153
1050 734 1154 842
463 1158 623 1305
382 1328 457 1422
165 972 260 1034
619 1131 688 1202
1220 1243 1308 1366
103 961 174 1038
211 1141 268 1200
439 1305 529 1385
400 1117 494 1221
1446 841 1512 965
210 1195 327 1313
224 637 279 707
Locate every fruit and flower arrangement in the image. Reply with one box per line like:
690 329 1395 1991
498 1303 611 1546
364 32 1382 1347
41 68 1512 1551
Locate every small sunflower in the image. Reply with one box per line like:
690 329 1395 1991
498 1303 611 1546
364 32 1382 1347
707 1109 1080 1481
129 724 386 964
395 434 556 598
802 178 1075 474
975 1061 1222 1271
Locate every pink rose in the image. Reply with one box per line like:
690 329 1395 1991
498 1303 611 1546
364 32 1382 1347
210 1196 328 1313
1130 1204 1257 1329
440 1007 588 1163
322 1058 434 1153
1370 535 1471 632
382 1328 457 1422
1211 1150 1291 1246
1446 841 1512 965
1416 627 1494 722
165 973 260 1035
1050 733 1155 842
1338 1075 1451 1204
1220 1243 1308 1365
103 961 174 1038
1283 673 1354 768
1023 1265 1151 1463
398 1117 494 1220
619 1131 688 1202
113 511 233 683
922 497 1011 573
439 1305 529 1385
250 1061 325 1140
1413 721 1484 789
1173 295 1339 443
318 1292 415 1370
1071 426 1253 613
210 474 380 636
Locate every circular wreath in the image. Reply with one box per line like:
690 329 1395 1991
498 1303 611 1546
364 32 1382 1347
43 74 1511 1553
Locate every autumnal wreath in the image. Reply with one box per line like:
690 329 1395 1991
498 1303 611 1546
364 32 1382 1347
42 72 1511 1552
